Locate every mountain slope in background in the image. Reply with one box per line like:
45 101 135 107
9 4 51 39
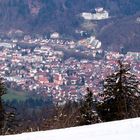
0 118 140 140
0 0 140 34
0 0 140 51
98 13 140 52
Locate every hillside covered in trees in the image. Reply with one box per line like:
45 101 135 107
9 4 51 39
0 0 140 51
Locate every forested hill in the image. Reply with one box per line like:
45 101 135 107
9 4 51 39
98 12 140 52
0 0 140 52
0 0 140 34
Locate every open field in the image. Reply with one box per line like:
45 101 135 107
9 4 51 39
2 88 29 101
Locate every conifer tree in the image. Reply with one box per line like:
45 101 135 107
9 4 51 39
78 88 101 125
97 60 140 121
0 78 18 135
0 78 6 135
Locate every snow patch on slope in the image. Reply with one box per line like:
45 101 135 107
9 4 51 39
1 118 140 140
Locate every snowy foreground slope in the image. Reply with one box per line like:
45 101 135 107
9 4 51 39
1 118 140 140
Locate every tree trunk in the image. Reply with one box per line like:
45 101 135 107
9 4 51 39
0 97 4 135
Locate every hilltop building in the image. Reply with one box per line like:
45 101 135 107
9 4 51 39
81 7 109 20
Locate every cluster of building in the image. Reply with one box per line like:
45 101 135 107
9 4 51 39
77 36 102 57
81 7 109 20
0 36 139 104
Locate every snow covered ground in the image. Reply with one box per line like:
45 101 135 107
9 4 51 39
1 118 140 140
